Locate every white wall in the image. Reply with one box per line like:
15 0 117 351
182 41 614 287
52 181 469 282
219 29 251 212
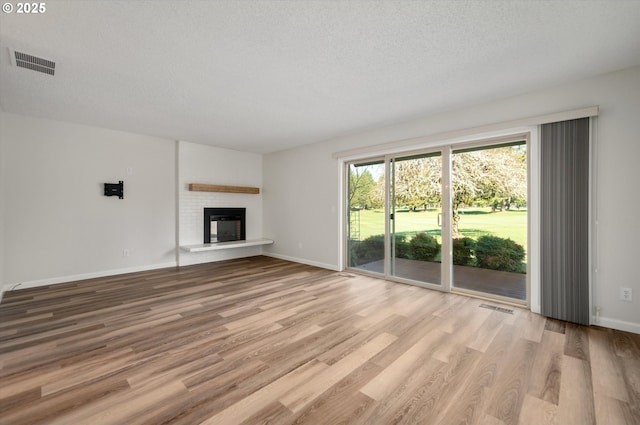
1 113 176 289
178 141 263 266
262 142 341 270
263 66 640 332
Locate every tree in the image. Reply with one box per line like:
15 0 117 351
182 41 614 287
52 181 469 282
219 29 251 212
348 144 526 236
393 157 441 210
451 150 489 235
477 146 527 211
451 145 527 235
371 175 385 209
348 167 376 209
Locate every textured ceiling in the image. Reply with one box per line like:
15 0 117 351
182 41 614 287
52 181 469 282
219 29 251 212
1 1 639 153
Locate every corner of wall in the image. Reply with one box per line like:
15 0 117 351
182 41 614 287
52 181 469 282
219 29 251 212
262 252 340 271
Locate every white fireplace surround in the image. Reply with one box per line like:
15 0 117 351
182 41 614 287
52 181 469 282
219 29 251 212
177 141 268 266
181 205 272 253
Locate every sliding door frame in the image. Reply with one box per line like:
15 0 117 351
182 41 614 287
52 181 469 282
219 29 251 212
384 147 451 292
343 130 535 308
344 156 388 278
446 133 531 307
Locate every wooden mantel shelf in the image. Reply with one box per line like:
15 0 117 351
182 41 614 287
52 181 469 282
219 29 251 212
189 183 260 194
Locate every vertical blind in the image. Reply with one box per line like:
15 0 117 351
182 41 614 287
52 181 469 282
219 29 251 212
540 117 590 325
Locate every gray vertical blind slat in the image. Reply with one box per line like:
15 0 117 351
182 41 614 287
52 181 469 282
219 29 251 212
540 117 590 325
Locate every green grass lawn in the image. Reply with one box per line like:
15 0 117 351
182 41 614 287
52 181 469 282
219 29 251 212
351 207 527 247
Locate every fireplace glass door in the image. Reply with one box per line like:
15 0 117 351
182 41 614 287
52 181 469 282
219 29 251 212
210 217 242 242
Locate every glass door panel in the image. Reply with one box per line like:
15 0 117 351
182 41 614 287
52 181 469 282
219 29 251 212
347 160 386 274
389 152 442 286
451 142 527 301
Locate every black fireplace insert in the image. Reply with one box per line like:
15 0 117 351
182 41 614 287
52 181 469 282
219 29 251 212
204 208 246 243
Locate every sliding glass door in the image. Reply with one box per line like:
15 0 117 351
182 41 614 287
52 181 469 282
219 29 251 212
345 137 528 305
451 142 527 301
389 152 443 287
347 159 386 274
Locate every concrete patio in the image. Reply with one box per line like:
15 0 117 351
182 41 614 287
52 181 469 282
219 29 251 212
354 258 526 300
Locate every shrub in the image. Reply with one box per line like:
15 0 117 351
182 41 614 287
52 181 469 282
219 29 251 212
474 235 525 273
348 239 360 267
350 234 412 266
394 234 410 259
452 237 475 266
409 233 440 261
350 234 385 266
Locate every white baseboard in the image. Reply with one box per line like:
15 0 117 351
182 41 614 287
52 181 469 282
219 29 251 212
592 315 640 335
262 252 340 272
6 262 177 292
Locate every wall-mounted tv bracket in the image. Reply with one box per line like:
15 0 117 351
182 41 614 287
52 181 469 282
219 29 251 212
104 181 124 199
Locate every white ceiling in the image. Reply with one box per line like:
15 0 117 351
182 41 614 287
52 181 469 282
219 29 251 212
1 1 639 154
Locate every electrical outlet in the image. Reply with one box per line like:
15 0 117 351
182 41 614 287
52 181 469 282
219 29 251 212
619 287 632 302
123 249 130 257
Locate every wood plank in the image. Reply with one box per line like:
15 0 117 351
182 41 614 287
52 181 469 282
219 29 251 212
589 327 630 402
360 330 447 401
199 359 328 425
565 322 590 360
188 183 259 194
435 323 516 425
594 394 637 425
556 355 596 425
351 356 447 425
279 332 397 412
527 330 564 405
485 337 538 424
518 394 558 425
288 361 381 425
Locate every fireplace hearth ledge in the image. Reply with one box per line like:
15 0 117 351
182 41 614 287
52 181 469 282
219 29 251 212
181 238 274 252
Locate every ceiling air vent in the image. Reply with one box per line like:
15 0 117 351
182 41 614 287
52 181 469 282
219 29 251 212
12 50 55 76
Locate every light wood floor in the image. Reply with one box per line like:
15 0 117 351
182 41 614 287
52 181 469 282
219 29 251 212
1 256 638 425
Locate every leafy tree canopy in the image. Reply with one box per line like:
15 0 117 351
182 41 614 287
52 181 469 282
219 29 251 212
348 145 526 236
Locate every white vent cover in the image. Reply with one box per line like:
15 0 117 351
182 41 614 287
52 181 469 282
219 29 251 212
9 48 55 76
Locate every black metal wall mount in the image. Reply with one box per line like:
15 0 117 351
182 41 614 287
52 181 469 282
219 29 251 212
104 181 124 199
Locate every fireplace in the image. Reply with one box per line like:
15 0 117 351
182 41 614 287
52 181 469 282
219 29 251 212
204 208 246 243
